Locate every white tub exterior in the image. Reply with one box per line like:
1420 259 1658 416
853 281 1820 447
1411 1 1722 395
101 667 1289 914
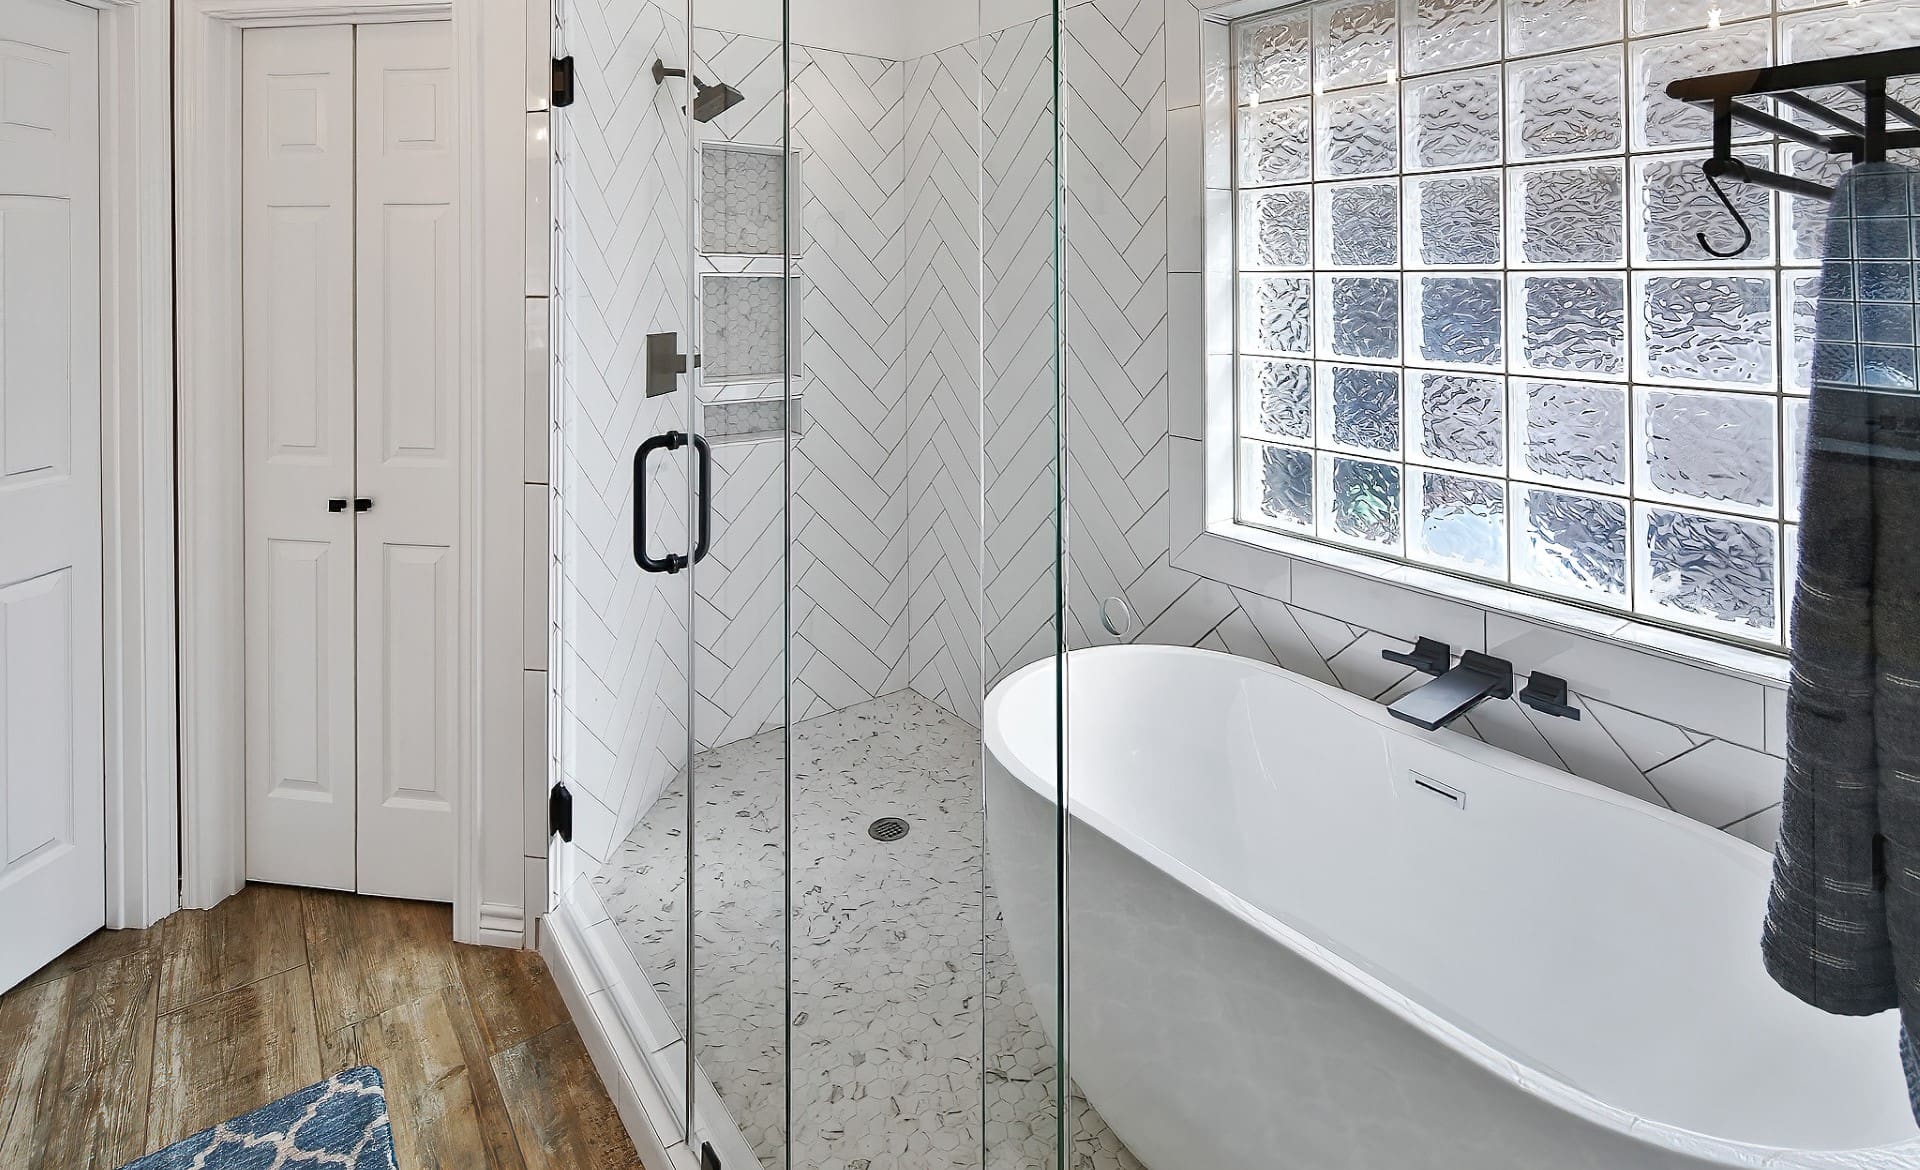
984 645 1919 1170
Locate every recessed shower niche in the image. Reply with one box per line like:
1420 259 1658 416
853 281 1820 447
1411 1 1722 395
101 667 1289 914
697 142 803 394
699 141 796 256
700 272 804 383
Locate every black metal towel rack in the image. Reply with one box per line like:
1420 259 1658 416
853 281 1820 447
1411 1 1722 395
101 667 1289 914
1666 45 1920 257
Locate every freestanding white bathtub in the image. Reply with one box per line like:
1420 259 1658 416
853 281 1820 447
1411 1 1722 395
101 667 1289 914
984 645 1920 1170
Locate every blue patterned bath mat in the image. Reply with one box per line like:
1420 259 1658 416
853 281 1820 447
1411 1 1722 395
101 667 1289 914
121 1065 398 1169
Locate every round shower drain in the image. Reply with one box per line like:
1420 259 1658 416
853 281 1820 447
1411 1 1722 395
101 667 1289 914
867 816 910 843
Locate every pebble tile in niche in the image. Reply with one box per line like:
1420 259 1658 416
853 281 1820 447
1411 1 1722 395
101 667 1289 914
593 691 1143 1170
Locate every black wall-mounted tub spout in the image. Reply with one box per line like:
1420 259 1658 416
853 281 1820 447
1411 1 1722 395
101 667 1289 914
1384 649 1514 732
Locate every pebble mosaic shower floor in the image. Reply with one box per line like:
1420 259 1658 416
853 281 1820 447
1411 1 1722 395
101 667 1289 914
593 691 1143 1170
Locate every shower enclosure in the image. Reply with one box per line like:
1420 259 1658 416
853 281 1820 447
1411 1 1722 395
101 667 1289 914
549 0 1102 1165
546 0 1920 1164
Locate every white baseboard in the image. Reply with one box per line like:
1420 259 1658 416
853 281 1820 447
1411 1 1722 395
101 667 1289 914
472 901 528 948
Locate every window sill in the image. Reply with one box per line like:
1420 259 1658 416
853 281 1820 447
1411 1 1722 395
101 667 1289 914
1178 520 1790 690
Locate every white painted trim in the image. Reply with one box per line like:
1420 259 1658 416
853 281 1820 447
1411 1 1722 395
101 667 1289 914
476 902 527 947
469 0 538 947
93 0 180 929
174 0 530 944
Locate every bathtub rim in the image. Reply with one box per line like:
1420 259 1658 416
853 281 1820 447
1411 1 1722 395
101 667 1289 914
983 643 1920 1168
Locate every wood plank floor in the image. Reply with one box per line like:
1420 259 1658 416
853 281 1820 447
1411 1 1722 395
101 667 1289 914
0 885 646 1170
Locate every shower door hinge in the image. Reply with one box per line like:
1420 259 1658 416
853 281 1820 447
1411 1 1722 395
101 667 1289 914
699 1143 720 1170
549 784 573 843
551 56 575 107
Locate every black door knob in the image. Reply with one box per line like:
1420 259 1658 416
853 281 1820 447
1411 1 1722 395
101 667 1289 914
328 498 349 512
354 498 373 512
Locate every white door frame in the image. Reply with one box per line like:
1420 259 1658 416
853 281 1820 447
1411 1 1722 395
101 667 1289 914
69 0 180 932
175 0 531 945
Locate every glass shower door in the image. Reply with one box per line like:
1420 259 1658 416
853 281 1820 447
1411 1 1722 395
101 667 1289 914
684 9 794 1166
548 0 706 1150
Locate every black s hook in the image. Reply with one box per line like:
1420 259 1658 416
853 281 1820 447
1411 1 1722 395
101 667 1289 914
1697 158 1753 259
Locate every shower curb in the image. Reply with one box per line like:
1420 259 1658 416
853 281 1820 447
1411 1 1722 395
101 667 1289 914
541 884 760 1170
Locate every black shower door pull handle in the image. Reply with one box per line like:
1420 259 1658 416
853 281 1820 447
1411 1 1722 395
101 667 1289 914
690 432 712 568
633 431 715 574
634 432 685 573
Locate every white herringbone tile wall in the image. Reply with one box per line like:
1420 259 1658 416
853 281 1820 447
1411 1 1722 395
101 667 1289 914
905 44 984 726
981 17 1064 691
690 31 909 750
1062 0 1172 656
555 0 695 866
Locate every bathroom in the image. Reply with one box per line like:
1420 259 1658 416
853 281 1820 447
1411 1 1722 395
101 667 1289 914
547 0 1920 1165
0 0 1915 1164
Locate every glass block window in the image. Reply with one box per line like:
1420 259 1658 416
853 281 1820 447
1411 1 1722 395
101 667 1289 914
1225 0 1913 649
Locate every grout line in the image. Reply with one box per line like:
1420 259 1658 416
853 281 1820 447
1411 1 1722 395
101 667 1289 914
1719 801 1782 832
1511 700 1573 774
1576 692 1677 810
1642 736 1713 779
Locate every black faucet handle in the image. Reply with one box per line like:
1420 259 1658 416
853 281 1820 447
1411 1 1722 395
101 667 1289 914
1518 671 1581 720
1460 650 1515 700
1383 636 1451 676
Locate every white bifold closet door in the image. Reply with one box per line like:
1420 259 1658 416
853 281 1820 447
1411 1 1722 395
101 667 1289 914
0 0 103 994
241 21 458 902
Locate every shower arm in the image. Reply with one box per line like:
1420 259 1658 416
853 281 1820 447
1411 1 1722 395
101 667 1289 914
652 58 712 90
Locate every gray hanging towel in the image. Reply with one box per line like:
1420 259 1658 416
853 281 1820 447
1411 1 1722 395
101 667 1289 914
1764 160 1920 1122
